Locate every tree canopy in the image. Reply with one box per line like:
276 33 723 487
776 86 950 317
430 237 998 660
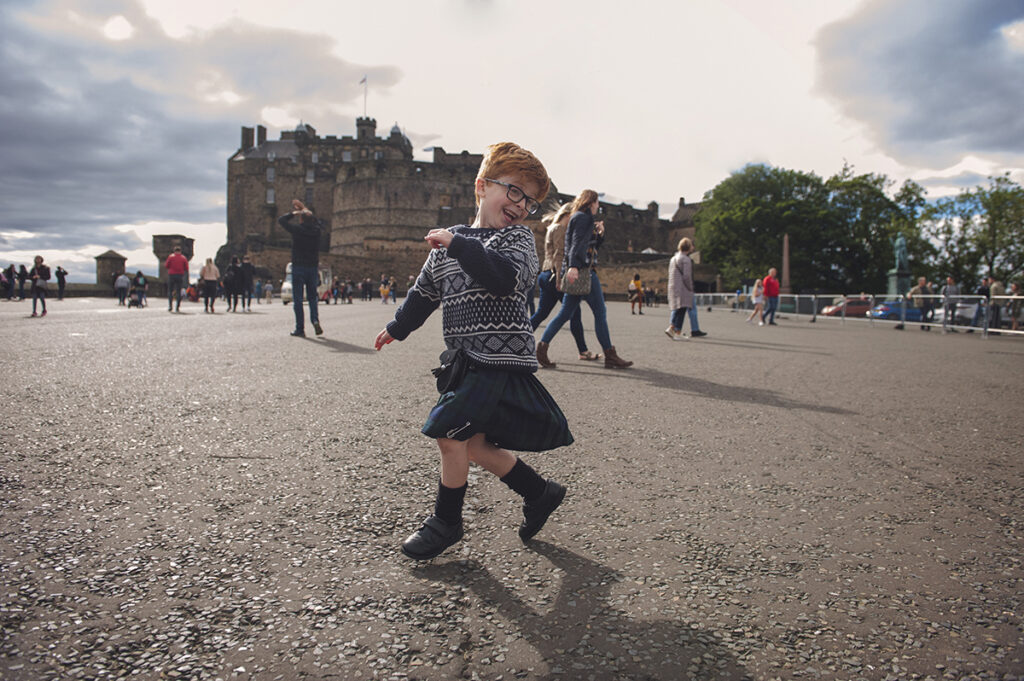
694 163 1022 292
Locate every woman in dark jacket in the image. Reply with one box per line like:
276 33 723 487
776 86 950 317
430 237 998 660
28 255 50 317
536 189 632 369
17 264 29 300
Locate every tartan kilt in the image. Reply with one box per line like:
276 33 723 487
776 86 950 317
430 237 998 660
421 367 574 452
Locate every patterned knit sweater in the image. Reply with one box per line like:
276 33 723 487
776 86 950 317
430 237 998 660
386 224 539 372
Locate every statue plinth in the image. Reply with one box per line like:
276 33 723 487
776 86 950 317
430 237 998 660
887 268 912 297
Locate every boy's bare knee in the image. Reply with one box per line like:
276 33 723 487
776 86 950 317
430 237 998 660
437 437 468 458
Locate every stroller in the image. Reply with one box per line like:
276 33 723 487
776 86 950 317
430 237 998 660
128 285 145 308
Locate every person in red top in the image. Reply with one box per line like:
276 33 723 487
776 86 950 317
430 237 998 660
761 267 780 326
164 245 190 312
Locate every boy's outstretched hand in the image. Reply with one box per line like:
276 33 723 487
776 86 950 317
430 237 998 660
374 328 394 351
425 228 453 249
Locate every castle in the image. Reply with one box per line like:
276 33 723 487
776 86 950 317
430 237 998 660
223 118 716 296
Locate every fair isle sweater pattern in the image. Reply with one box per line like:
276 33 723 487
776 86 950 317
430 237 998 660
386 224 540 372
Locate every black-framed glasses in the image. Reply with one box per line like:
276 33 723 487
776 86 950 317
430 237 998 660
484 179 542 215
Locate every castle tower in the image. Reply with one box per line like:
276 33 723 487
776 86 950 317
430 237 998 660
95 250 127 286
355 117 377 141
153 235 195 280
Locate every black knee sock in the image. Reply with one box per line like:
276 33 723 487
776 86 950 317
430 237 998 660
434 481 467 525
500 458 547 501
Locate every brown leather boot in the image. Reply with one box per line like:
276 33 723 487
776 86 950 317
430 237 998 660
536 341 556 369
603 346 633 369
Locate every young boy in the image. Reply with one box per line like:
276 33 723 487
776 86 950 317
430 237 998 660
374 142 573 560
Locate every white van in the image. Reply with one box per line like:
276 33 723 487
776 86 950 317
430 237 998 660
280 263 333 304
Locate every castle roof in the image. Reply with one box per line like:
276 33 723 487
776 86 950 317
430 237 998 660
95 250 126 260
234 140 299 161
671 201 700 224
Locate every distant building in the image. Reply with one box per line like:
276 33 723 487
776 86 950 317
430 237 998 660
223 119 714 293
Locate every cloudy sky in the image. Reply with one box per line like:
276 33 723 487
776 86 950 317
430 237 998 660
1 0 1022 282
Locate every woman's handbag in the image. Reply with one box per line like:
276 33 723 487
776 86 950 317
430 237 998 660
559 262 592 296
432 348 471 393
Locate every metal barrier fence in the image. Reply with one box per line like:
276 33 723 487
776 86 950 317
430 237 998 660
697 292 1024 339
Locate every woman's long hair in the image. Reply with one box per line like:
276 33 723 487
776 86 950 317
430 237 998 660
543 202 574 226
569 189 598 215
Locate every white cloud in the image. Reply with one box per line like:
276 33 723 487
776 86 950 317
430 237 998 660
2 0 1021 278
102 14 134 40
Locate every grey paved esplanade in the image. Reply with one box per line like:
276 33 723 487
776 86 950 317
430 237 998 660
2 297 1022 681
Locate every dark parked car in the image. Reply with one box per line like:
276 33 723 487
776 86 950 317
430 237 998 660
820 297 873 317
867 300 923 322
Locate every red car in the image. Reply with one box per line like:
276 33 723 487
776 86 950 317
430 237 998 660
820 297 873 317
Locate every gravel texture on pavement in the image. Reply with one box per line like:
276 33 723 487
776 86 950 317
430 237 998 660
1 296 1022 681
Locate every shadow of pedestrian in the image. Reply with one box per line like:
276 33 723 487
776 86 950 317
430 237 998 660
554 366 854 415
414 541 751 680
304 336 376 355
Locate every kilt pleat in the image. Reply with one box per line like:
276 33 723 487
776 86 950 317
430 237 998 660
421 367 573 452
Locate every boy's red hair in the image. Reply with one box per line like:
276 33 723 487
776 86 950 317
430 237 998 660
475 142 550 205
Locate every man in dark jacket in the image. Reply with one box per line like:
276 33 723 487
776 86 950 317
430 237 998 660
55 266 68 300
278 199 323 337
240 256 255 311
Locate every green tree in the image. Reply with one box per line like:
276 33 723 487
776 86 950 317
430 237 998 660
974 174 1024 283
923 191 983 288
695 164 835 292
924 175 1024 287
697 163 931 293
824 167 901 292
892 179 937 281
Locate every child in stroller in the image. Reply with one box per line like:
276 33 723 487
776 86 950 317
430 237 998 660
128 271 148 308
128 283 145 308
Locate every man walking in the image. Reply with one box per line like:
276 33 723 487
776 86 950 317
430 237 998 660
907 276 933 330
968 277 991 332
988 277 1005 332
278 199 323 337
240 255 255 311
164 246 189 312
761 267 780 326
941 276 960 331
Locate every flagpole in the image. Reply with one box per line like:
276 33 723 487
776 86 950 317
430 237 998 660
363 76 367 117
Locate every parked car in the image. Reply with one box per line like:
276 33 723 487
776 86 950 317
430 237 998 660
280 263 333 305
952 301 979 326
820 297 873 317
866 300 923 322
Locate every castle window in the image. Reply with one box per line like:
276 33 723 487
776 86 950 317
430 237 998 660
267 151 276 162
306 169 315 183
374 151 383 160
305 188 314 205
360 149 367 159
311 151 319 164
266 188 275 204
342 151 352 162
266 167 275 182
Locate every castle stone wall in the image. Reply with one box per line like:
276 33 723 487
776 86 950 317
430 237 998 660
224 120 714 292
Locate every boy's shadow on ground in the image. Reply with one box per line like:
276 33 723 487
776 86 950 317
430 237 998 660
415 541 749 680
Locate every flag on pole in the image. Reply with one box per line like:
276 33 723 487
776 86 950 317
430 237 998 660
359 75 367 84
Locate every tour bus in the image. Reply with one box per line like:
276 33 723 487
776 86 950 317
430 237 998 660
280 262 333 304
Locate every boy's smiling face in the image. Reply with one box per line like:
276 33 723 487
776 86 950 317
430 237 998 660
476 174 541 230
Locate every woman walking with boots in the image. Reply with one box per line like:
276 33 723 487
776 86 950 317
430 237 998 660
530 203 600 364
536 189 632 369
